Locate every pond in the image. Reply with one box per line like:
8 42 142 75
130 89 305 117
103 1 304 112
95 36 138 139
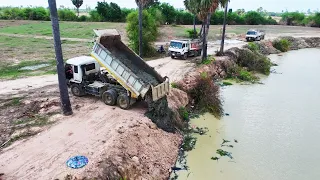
176 48 320 180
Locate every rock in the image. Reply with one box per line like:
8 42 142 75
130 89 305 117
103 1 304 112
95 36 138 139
132 156 140 164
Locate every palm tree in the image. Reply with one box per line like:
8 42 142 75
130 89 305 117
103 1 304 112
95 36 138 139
135 0 153 57
198 0 219 61
184 0 200 38
48 0 73 115
71 0 83 17
219 0 229 55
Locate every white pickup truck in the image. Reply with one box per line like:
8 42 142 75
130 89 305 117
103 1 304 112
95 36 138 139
246 29 265 42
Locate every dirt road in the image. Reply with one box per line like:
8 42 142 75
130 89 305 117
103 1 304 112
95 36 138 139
0 85 182 180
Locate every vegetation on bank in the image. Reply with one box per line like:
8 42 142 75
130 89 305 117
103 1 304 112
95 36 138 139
272 38 291 52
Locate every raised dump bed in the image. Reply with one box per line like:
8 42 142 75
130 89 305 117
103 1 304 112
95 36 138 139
91 29 169 102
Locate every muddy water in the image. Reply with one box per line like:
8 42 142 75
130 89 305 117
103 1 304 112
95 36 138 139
176 48 320 180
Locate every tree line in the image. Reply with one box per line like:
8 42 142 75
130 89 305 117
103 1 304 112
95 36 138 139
0 4 278 25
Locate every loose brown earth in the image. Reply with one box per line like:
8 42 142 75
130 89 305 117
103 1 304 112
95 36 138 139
1 20 320 179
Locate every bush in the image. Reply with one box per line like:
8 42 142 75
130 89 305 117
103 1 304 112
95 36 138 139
178 107 189 121
89 10 103 22
237 49 272 75
238 69 256 81
171 82 181 89
272 39 291 52
281 12 305 25
190 75 223 118
185 29 198 38
126 10 158 57
58 9 77 21
244 11 265 25
248 42 259 51
78 15 88 22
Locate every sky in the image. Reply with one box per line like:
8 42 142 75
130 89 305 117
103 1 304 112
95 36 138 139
1 0 319 12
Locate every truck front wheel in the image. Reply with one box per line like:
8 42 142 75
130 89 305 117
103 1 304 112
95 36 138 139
71 84 85 97
117 94 130 110
102 89 117 106
182 53 188 60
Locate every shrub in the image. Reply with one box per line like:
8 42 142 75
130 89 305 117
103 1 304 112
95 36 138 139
126 10 158 57
244 11 265 25
190 75 223 118
58 9 77 21
178 107 189 121
238 69 256 81
281 12 305 25
237 49 272 75
78 15 88 22
89 10 102 22
222 81 233 86
247 42 259 51
185 29 198 38
171 82 181 89
272 39 291 52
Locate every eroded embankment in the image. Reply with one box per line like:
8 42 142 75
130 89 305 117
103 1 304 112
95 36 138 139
165 36 320 179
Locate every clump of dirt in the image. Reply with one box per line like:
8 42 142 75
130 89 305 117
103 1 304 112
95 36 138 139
167 89 189 130
145 97 176 133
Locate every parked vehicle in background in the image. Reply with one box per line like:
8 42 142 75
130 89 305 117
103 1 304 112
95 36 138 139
246 29 265 41
168 39 202 60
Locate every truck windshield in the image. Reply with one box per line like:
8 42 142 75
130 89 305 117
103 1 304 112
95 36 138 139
247 31 257 35
170 41 183 49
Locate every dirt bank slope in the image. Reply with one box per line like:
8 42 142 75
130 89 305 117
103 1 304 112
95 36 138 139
0 85 182 180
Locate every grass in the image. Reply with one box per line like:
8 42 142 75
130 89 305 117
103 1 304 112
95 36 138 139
2 96 25 107
0 60 56 79
273 38 291 52
2 130 39 148
222 81 233 86
0 21 127 39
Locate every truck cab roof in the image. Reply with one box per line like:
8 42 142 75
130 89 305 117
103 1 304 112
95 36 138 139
66 56 96 66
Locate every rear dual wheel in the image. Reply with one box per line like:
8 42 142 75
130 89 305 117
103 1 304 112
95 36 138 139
102 90 131 110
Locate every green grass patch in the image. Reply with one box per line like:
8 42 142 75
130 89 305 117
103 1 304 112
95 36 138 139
2 96 25 107
181 134 197 151
0 60 56 79
222 81 233 86
0 21 126 39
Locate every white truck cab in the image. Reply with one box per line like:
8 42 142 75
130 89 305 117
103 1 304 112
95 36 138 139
65 56 100 83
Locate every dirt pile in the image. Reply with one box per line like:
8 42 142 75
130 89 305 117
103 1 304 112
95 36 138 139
94 120 182 180
167 88 189 130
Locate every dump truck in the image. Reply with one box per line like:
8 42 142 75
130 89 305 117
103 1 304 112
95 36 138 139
65 29 170 109
168 39 202 60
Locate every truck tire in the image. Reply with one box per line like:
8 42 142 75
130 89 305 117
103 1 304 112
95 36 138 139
198 50 202 56
102 89 117 106
171 55 175 59
182 53 188 60
194 50 198 57
71 84 85 97
117 94 131 110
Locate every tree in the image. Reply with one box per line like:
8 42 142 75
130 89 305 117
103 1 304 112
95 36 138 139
219 0 229 55
159 3 177 24
135 0 153 57
71 0 83 17
184 0 200 38
197 0 220 61
48 0 73 116
126 10 158 57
